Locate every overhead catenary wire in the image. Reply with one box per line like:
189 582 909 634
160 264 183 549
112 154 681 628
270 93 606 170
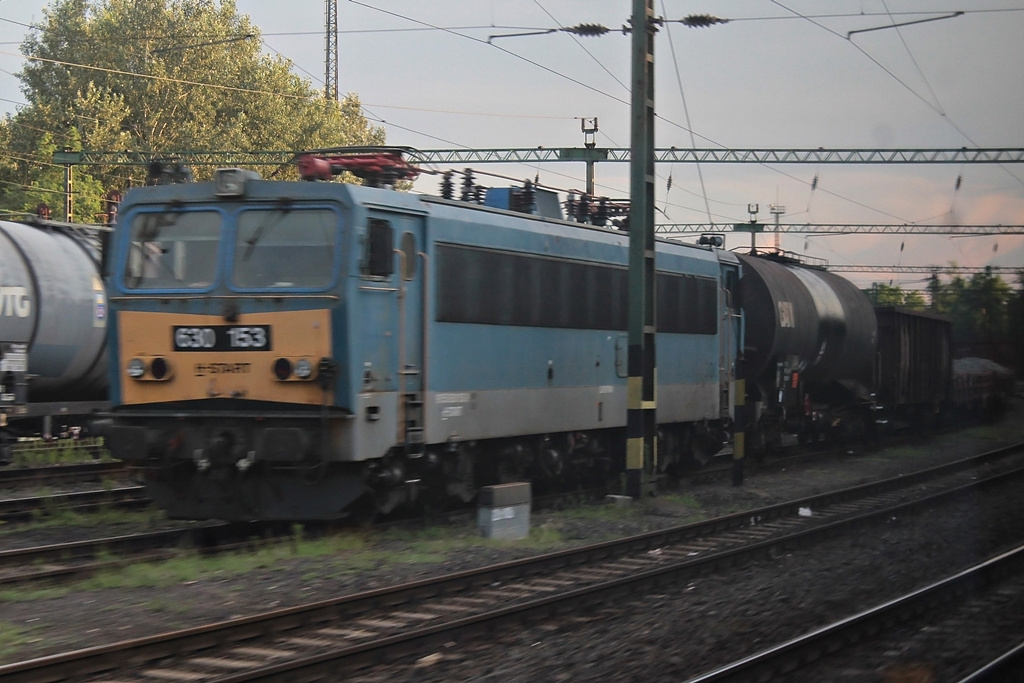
2 4 1018 233
878 0 947 115
661 0 713 225
767 0 1024 192
342 2 931 226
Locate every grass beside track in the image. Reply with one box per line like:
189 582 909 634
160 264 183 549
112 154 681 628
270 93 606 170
0 501 166 532
0 621 28 661
7 438 112 468
0 519 571 603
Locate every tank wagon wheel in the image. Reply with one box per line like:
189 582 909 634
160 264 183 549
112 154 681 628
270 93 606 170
797 417 822 448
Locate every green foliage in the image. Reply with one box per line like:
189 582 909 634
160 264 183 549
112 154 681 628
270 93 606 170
927 266 1015 344
11 438 110 467
0 0 384 218
869 268 1023 371
864 282 926 309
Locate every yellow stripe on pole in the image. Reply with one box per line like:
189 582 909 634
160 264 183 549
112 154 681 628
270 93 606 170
627 437 644 469
628 376 643 408
733 432 745 461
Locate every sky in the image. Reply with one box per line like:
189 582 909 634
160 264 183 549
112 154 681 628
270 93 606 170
1 0 1023 290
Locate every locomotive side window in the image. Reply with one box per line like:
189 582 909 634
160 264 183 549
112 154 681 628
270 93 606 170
233 207 338 289
364 218 394 278
436 243 718 335
657 274 718 335
124 210 220 289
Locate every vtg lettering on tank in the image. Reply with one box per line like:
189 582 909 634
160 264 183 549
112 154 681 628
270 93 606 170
0 286 31 318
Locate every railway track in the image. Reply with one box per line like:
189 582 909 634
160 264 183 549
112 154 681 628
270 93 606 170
0 460 127 490
2 441 1021 681
0 524 229 586
687 544 1024 682
0 486 151 522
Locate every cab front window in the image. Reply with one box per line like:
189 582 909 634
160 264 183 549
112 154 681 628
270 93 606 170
233 207 339 289
124 210 221 289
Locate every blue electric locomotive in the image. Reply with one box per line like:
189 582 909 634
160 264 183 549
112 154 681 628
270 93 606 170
100 150 742 520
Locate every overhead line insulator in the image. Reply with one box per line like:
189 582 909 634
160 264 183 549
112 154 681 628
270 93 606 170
563 23 611 37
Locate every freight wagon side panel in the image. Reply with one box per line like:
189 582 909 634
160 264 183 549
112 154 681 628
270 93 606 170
874 306 952 408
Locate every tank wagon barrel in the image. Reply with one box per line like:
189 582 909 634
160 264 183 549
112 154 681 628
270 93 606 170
735 251 878 449
736 252 877 396
0 219 109 448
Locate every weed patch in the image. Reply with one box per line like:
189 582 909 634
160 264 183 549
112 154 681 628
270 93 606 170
11 438 110 467
0 620 31 661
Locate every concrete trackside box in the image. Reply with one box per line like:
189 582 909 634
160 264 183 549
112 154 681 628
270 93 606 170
477 482 531 540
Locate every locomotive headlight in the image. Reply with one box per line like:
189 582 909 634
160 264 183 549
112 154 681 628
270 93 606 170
272 357 316 381
214 168 261 197
273 357 293 380
150 356 171 380
126 358 146 378
294 359 314 379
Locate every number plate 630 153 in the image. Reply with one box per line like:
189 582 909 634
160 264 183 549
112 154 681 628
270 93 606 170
172 325 272 352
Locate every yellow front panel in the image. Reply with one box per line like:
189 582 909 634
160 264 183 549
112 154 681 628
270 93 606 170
118 309 332 406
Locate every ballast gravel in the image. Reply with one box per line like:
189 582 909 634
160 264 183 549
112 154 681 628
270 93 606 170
0 397 1022 681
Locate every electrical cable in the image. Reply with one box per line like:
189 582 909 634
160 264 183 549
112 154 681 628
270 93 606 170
661 0 713 225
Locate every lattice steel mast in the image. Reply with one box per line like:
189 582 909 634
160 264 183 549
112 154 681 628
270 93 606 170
325 0 339 101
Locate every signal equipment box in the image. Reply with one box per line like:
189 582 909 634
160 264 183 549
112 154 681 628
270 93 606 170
477 482 532 540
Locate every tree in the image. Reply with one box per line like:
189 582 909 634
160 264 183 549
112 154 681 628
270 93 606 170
926 264 1017 370
0 0 384 219
864 282 925 309
0 128 106 221
1009 271 1024 371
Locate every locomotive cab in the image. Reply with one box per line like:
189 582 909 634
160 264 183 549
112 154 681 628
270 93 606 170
103 169 364 519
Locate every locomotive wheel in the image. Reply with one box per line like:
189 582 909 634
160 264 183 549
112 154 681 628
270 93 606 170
443 446 477 504
657 428 681 476
373 487 406 516
494 443 527 485
538 445 565 481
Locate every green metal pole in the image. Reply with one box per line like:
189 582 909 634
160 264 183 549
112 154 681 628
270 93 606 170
626 0 657 498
